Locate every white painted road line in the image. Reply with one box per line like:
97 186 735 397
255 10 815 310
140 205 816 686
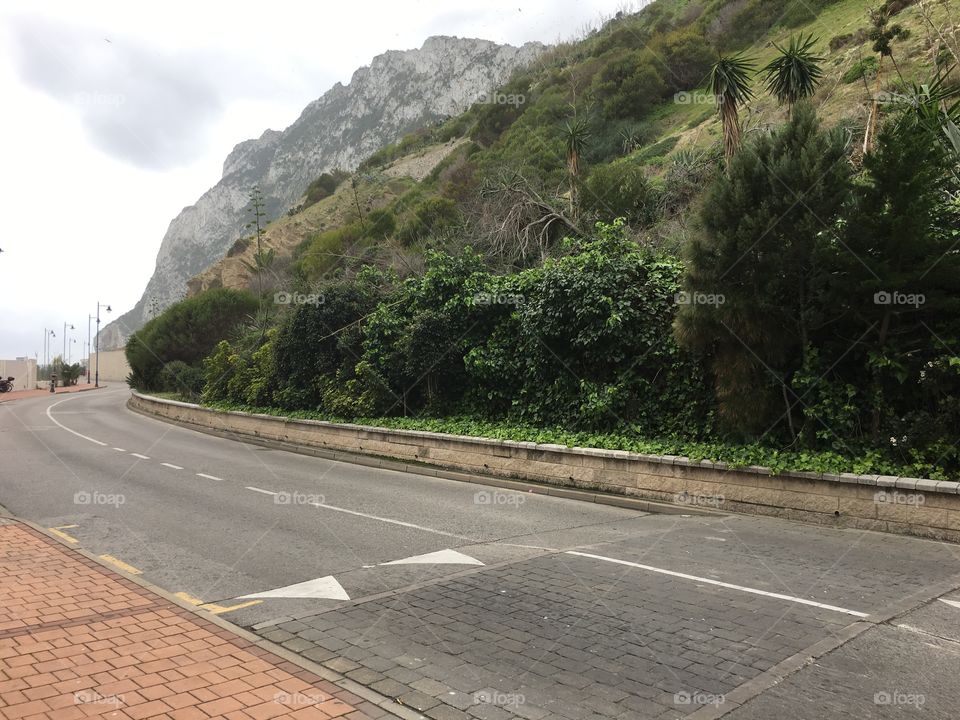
160 463 183 470
307 501 475 541
46 399 108 446
113 448 126 452
565 550 870 618
246 486 278 496
197 473 223 481
130 453 150 460
940 598 960 609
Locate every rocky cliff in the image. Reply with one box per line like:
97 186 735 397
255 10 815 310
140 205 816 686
100 36 543 348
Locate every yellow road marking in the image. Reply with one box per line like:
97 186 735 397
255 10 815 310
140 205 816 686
99 554 143 575
202 600 262 615
48 528 79 543
173 591 262 615
174 591 204 606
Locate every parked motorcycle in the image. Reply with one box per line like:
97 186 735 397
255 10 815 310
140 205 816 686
0 376 14 393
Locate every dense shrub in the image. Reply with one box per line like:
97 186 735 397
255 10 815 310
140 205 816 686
157 360 205 400
580 160 657 225
126 288 257 392
466 220 714 432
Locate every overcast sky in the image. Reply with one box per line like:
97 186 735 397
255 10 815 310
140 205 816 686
0 0 634 363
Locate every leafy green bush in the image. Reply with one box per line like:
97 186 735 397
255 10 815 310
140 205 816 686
466 220 713 432
126 288 258 391
304 170 349 206
158 360 205 400
581 160 657 225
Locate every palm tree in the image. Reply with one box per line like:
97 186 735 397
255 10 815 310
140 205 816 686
710 53 755 168
762 34 824 112
563 117 590 217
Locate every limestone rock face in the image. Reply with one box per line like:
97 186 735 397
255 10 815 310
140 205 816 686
101 36 543 348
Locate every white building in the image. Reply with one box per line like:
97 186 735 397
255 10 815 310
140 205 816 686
0 357 38 391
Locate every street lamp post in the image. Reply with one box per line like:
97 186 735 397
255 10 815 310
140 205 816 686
87 315 95 384
94 302 111 388
63 323 74 364
42 329 55 372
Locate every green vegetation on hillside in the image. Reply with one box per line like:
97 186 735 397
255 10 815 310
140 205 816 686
132 0 960 479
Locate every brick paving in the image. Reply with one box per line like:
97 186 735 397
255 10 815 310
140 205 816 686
0 385 102 405
0 521 383 720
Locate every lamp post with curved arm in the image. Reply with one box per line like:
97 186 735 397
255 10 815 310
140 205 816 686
94 303 112 388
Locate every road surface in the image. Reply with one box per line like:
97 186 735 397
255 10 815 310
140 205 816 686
2 388 959 719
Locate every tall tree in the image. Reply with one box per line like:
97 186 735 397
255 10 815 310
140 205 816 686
762 34 825 113
675 103 851 437
710 53 755 168
822 112 960 441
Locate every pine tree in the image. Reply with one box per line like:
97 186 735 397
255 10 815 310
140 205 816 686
675 103 851 437
820 114 960 441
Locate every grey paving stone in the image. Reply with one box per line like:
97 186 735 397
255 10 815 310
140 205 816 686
369 678 412 699
398 690 441 711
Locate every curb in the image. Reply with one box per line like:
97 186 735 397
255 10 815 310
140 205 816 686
126 398 718 519
4 513 422 720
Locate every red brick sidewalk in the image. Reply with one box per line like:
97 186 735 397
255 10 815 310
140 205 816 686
0 385 104 404
0 521 379 719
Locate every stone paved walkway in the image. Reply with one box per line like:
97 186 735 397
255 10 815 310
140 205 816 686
0 520 378 720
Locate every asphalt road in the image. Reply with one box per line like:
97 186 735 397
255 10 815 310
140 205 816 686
2 388 960 719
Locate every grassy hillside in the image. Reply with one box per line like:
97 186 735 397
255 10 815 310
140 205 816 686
189 0 955 296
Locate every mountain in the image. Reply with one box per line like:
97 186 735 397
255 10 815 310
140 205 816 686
100 36 544 349
187 0 942 304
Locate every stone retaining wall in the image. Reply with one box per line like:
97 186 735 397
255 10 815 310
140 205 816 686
129 392 960 543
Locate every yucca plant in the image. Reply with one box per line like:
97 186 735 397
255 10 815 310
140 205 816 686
762 34 825 112
563 117 590 217
710 53 755 168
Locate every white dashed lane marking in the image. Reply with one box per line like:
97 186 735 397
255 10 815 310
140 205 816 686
246 486 278 496
197 473 223 481
130 453 150 460
160 463 183 470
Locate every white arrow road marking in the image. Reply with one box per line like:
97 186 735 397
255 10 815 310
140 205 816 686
939 598 960 609
46 399 107 445
380 549 484 566
565 551 869 618
238 575 350 601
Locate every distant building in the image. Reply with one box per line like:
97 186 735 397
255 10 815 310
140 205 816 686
0 358 37 391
